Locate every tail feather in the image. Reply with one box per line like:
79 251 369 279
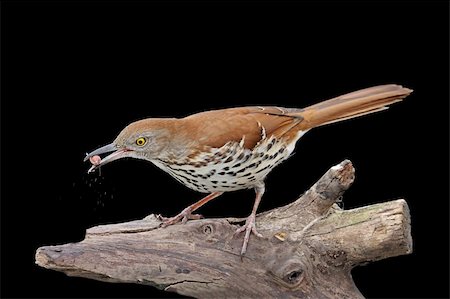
295 84 412 129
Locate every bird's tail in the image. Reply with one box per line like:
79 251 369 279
295 84 413 129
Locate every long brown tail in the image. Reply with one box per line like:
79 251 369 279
296 84 413 129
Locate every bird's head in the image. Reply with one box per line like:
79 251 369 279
84 119 172 173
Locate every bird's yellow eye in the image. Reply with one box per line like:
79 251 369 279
136 137 147 146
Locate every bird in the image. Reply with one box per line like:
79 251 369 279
84 84 412 256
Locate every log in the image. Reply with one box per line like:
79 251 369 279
35 160 412 298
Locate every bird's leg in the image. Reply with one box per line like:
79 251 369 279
235 183 265 256
158 192 223 227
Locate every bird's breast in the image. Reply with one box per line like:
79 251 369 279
151 133 305 193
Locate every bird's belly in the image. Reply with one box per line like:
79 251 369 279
152 135 299 193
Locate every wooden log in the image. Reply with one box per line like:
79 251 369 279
35 160 412 298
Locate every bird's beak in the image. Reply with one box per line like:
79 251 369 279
84 143 131 173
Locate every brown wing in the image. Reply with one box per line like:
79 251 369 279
180 84 412 151
182 106 302 150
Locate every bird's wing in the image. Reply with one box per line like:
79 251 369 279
181 84 412 151
182 106 302 150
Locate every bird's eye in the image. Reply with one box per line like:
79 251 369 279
136 137 147 146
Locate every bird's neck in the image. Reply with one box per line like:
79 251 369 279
151 118 199 162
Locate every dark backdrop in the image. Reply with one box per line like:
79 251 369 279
2 1 449 298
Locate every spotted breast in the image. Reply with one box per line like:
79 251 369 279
152 129 306 193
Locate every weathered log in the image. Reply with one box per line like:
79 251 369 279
35 160 412 298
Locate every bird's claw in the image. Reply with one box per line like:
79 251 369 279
234 213 263 256
157 207 203 227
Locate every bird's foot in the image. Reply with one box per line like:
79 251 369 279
157 207 203 227
234 213 263 256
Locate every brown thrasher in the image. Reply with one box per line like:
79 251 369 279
84 84 412 255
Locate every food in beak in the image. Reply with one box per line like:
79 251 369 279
89 155 102 166
84 143 118 173
85 147 131 174
87 155 102 173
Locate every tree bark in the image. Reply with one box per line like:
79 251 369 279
35 160 412 298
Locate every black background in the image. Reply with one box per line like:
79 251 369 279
1 1 449 298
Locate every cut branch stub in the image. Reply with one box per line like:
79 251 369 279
35 160 412 298
255 159 355 234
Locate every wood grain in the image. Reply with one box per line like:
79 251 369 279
35 160 412 298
